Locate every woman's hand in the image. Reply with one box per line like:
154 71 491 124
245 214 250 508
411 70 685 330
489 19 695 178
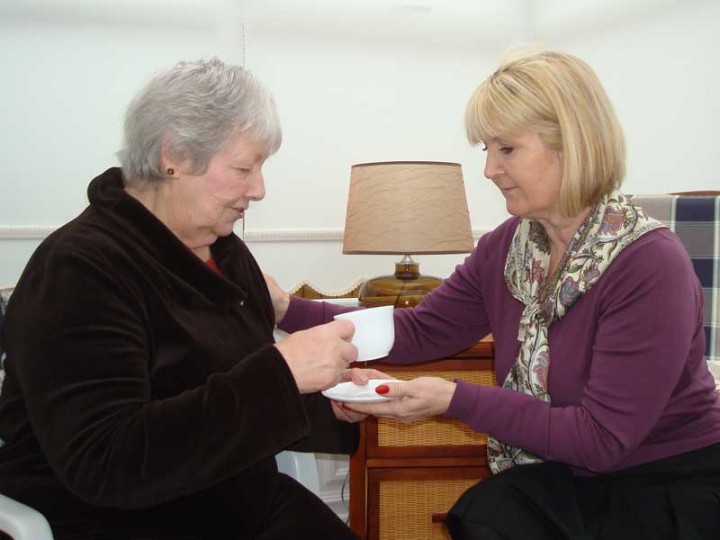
330 367 397 423
340 367 396 386
263 273 290 323
343 376 457 423
274 319 357 393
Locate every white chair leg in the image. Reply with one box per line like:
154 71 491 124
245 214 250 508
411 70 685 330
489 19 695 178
275 451 321 495
0 493 54 540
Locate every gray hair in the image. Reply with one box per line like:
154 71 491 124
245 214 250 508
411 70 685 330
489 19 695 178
119 57 282 187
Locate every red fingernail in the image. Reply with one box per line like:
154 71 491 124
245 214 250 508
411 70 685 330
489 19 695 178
375 384 389 395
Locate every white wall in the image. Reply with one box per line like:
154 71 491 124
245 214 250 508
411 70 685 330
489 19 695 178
545 0 720 195
0 0 243 285
244 0 720 293
1 0 719 292
242 30 505 293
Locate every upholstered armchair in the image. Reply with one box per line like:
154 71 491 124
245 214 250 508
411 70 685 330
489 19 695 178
630 192 720 388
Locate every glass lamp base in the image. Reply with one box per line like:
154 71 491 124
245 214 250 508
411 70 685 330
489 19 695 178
358 258 442 308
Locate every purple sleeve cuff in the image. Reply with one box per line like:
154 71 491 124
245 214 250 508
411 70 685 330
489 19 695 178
278 296 357 333
443 379 511 436
444 378 481 421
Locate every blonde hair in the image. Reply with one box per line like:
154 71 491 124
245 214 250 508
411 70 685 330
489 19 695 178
465 50 625 217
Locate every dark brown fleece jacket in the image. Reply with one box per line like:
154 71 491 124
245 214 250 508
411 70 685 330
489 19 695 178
0 167 356 537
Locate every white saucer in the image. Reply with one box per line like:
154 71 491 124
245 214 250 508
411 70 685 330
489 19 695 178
322 379 403 403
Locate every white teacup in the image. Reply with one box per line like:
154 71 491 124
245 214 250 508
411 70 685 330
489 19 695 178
333 306 395 361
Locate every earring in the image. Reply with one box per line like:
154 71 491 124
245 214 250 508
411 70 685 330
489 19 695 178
166 168 175 176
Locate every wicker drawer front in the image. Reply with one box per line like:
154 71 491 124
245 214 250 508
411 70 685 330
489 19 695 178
375 476 479 540
378 369 497 447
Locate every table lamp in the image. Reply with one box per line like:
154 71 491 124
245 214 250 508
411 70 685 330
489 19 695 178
343 161 473 308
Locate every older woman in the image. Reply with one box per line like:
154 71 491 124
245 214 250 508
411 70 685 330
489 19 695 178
271 51 720 538
0 59 365 539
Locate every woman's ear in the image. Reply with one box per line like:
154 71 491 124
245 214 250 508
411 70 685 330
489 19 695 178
161 141 181 178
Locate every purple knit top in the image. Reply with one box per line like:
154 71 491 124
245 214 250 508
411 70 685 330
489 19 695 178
280 217 720 475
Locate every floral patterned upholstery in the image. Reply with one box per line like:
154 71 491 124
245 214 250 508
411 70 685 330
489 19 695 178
0 287 13 394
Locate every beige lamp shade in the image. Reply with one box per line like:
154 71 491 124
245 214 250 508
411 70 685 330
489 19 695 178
343 161 473 255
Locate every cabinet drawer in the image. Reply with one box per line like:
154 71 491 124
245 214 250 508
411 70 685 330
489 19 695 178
368 468 491 540
368 367 497 457
350 344 497 539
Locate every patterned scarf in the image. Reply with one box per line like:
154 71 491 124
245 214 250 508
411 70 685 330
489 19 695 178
486 190 665 474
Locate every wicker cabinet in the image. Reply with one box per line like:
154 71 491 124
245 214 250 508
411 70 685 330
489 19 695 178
349 339 496 540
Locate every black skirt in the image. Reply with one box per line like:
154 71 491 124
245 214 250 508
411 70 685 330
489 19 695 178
446 442 720 540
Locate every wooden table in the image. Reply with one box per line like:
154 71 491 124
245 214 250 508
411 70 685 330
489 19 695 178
349 338 496 540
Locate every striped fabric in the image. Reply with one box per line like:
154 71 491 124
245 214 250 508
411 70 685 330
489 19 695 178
631 194 720 386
